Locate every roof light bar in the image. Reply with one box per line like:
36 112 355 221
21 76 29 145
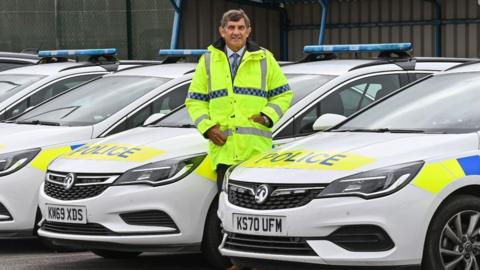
304 43 412 54
159 49 208 56
38 48 117 58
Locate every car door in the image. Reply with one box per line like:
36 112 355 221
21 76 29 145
273 72 409 145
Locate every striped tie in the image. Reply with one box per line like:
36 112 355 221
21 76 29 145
231 53 239 78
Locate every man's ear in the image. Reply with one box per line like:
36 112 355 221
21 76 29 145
219 26 225 38
246 27 252 38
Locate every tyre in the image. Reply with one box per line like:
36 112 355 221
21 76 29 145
91 249 141 259
423 195 480 270
201 197 232 269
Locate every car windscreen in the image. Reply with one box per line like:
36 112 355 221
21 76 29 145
15 76 170 126
334 72 480 134
154 74 335 128
0 74 45 102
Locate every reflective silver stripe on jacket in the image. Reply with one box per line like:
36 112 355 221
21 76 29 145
194 114 209 126
204 52 212 93
236 127 272 138
223 129 233 137
260 50 267 91
267 103 283 118
221 127 271 138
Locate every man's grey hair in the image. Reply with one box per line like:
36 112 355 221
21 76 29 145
220 9 251 28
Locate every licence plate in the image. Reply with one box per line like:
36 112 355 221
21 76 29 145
46 204 87 224
233 214 286 236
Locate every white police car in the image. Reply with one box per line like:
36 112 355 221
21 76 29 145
0 48 140 121
218 61 480 270
36 44 469 268
0 50 201 238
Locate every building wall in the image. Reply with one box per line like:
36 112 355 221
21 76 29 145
0 0 174 60
286 0 480 60
178 0 282 58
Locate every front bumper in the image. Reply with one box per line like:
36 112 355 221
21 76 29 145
218 184 434 267
0 167 46 237
38 172 217 251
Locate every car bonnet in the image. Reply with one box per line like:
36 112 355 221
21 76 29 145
231 131 478 184
48 126 208 174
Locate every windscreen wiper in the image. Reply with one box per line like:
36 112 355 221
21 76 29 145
154 124 196 128
334 128 425 133
16 120 61 126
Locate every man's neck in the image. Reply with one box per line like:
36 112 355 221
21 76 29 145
226 45 246 56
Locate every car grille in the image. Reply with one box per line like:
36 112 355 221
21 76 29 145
0 203 13 221
227 180 326 210
44 171 119 201
224 233 316 256
120 210 178 230
42 221 116 236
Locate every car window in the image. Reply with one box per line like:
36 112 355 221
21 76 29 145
15 76 170 126
0 74 45 102
4 74 101 119
336 72 480 134
106 83 190 135
290 74 402 137
285 74 335 105
410 72 431 81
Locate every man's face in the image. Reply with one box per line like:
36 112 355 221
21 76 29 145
219 18 251 52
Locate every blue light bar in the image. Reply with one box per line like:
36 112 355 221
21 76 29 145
159 49 208 56
38 48 117 58
304 43 412 54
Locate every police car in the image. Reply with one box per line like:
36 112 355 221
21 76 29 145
217 61 480 269
0 50 200 238
0 51 40 71
36 44 469 267
0 48 142 121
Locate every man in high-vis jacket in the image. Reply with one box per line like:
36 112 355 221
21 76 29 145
186 9 292 269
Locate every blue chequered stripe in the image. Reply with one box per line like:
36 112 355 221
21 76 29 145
209 89 228 99
187 92 210 101
233 87 268 98
268 84 291 98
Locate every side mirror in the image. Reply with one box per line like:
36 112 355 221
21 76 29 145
312 113 347 131
143 113 166 126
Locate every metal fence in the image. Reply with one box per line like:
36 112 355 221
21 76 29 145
0 0 175 60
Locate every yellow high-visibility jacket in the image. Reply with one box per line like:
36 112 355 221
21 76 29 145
186 39 293 170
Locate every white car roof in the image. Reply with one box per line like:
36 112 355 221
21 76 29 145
441 61 480 74
111 63 197 79
0 62 108 76
0 52 40 64
282 58 471 77
282 60 375 76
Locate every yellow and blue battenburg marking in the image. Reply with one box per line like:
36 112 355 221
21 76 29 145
413 155 480 194
31 144 86 171
194 155 217 182
241 150 375 170
61 143 166 162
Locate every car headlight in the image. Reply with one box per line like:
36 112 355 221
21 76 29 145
317 161 424 199
0 148 41 177
221 165 238 193
113 154 206 186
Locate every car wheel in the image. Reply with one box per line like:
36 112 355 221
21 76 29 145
201 197 232 269
91 249 141 259
423 195 480 270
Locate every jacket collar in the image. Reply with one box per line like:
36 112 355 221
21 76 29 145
211 38 261 53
